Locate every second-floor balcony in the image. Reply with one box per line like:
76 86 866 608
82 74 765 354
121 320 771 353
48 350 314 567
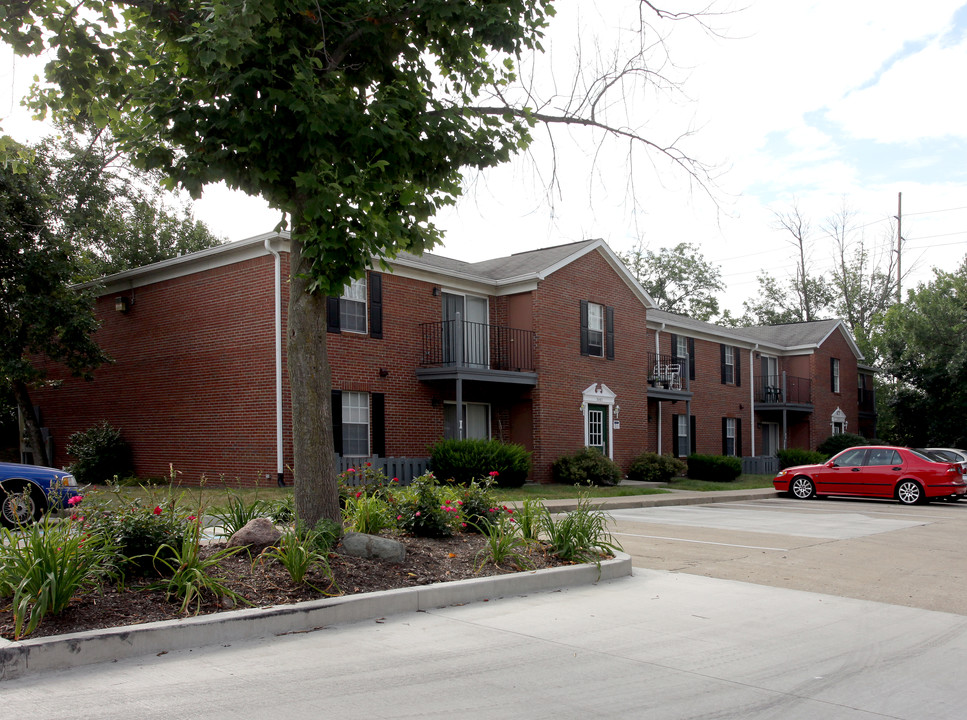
647 352 693 400
416 319 537 385
754 374 812 409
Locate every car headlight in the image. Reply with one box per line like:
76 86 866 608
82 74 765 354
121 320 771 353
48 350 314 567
59 474 77 488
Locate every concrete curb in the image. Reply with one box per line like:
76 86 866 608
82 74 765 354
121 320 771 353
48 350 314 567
0 551 632 681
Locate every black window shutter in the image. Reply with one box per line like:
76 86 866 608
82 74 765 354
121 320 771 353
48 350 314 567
369 272 383 339
327 296 341 333
735 347 742 387
720 344 727 384
721 417 728 455
688 338 696 380
579 300 589 356
606 306 615 360
670 333 680 362
736 418 743 457
371 393 385 457
331 390 343 454
690 415 697 456
672 414 680 456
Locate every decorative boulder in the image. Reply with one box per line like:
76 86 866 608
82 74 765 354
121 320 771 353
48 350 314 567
226 517 282 553
338 532 406 562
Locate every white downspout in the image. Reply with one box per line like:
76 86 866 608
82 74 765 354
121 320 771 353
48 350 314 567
750 345 757 458
655 322 665 454
265 237 285 487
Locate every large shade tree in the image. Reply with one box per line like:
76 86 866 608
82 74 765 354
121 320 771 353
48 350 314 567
1 0 715 526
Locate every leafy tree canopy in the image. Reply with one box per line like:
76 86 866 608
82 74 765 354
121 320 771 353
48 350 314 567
618 240 724 321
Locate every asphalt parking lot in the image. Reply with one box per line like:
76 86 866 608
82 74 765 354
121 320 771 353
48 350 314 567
609 496 967 615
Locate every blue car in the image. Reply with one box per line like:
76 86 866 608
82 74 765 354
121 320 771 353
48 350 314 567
0 461 81 528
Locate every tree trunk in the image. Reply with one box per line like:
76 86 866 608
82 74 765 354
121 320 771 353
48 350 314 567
287 238 340 527
12 380 50 467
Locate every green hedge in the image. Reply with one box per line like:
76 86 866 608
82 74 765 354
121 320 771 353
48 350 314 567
627 452 686 483
66 421 134 485
552 447 622 487
685 454 742 482
777 448 827 469
429 438 531 488
816 432 870 457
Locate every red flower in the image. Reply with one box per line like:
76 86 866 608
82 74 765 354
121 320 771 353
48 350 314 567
355 491 363 498
489 471 499 477
153 506 162 515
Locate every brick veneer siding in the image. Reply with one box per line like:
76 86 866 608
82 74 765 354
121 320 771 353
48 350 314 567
528 250 651 483
33 255 288 484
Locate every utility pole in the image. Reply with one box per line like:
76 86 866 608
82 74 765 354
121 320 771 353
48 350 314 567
896 192 902 303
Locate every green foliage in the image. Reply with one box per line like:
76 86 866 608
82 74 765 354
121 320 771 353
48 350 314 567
511 498 544 543
342 491 394 535
454 478 501 533
686 454 742 482
394 473 460 538
474 512 531 571
617 240 724 321
3 518 112 639
539 496 622 563
429 438 532 488
260 526 338 590
816 433 869 457
266 494 296 524
80 488 192 578
66 421 134 485
627 452 686 483
877 260 967 448
208 495 273 537
151 523 248 615
552 448 622 487
777 448 828 469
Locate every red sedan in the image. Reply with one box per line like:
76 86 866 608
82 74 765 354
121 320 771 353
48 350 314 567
774 445 967 505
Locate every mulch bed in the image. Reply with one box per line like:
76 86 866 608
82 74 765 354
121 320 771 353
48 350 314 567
1 533 570 641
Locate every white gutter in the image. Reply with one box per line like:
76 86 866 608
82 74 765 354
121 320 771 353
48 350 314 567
265 237 285 486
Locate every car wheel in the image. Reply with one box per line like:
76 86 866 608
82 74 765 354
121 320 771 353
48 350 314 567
790 476 816 500
896 480 923 505
0 484 44 528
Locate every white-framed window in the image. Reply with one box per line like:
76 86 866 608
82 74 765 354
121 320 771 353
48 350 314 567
676 335 688 359
677 415 689 455
831 357 841 393
724 345 735 384
342 391 369 456
340 277 367 333
724 417 736 456
443 402 491 440
587 302 604 357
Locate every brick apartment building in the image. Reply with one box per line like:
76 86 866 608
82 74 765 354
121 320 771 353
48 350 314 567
27 234 875 484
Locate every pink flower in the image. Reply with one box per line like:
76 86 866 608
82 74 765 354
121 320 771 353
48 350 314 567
153 506 162 515
347 468 355 473
397 515 402 520
188 515 197 521
489 471 499 477
415 511 421 517
67 495 83 506
457 500 463 506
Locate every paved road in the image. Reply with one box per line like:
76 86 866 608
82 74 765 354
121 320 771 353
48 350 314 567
4 494 967 718
609 496 967 615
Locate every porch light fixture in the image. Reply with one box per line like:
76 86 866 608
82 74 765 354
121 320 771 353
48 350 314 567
378 368 389 377
115 296 131 313
432 287 442 296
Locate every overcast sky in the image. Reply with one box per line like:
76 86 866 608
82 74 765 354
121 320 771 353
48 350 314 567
3 1 966 315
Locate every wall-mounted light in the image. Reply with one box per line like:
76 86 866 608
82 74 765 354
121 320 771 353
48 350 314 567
115 296 131 313
378 368 389 378
432 287 442 297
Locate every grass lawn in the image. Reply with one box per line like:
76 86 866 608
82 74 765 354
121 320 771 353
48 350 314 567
77 472 776 511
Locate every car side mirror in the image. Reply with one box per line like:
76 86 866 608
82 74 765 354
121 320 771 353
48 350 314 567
826 460 837 468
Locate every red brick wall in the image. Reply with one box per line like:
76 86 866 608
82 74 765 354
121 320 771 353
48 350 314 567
528 250 651 482
809 328 859 449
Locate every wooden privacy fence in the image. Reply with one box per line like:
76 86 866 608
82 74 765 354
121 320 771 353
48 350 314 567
336 456 430 486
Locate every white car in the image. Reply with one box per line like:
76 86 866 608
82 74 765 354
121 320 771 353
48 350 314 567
921 448 967 473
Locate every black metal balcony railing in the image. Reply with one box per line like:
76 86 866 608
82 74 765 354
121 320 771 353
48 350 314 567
754 374 812 405
420 320 536 372
647 351 689 391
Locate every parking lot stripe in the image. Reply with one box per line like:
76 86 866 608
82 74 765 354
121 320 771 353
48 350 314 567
611 531 789 552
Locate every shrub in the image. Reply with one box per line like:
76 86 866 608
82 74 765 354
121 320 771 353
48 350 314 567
627 452 687 483
817 432 870 457
552 447 622 487
80 488 192 578
455 478 501 532
777 448 827 469
394 473 460 538
338 463 396 507
66 421 134 485
429 438 531 488
686 454 742 482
